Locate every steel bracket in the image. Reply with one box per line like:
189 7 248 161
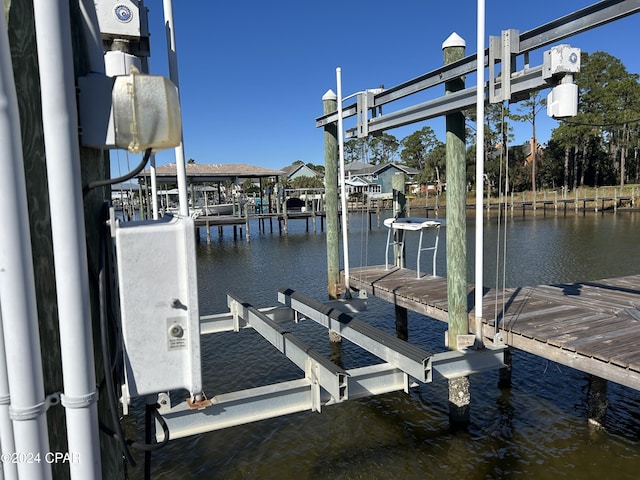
489 29 519 103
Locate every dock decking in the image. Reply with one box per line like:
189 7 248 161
346 266 640 391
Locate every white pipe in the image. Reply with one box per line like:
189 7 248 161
475 0 485 343
0 9 52 478
163 0 190 216
0 309 17 480
336 68 351 296
33 1 101 478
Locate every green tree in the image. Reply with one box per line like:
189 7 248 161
400 126 439 170
548 51 640 188
344 138 369 164
511 92 547 194
369 133 399 165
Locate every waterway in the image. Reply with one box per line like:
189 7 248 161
129 210 640 479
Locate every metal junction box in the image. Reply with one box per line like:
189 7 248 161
114 214 202 403
95 0 147 39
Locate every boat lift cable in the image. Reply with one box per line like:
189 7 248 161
492 103 509 337
83 148 152 197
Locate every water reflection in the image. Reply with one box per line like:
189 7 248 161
129 212 640 479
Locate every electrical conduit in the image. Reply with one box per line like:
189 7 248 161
32 0 101 477
0 8 52 479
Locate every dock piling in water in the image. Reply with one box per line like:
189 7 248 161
443 32 471 425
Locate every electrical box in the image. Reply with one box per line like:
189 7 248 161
78 71 182 151
543 44 580 81
547 82 578 118
95 0 147 39
114 214 202 404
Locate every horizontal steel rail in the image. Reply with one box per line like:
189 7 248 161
361 67 544 135
315 0 640 128
156 363 412 441
278 288 433 382
159 292 505 440
227 294 348 404
200 306 295 334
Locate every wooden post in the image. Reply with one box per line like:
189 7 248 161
245 207 251 241
323 90 340 300
392 174 408 339
8 1 125 476
587 375 608 429
498 348 513 388
392 173 407 268
443 33 470 425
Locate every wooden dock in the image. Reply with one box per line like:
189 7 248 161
193 211 327 241
346 266 640 391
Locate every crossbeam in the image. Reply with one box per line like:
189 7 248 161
227 294 348 404
277 288 433 382
158 291 505 441
156 363 412 441
200 306 295 334
315 0 640 129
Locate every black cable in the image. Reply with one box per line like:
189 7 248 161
131 407 170 451
98 403 170 449
98 203 138 467
96 202 171 470
83 148 152 197
144 402 153 480
559 116 640 128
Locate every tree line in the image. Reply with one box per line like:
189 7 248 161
338 51 640 193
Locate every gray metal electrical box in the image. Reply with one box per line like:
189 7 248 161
114 214 202 403
95 0 147 39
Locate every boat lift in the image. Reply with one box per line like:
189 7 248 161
148 0 638 445
155 289 505 441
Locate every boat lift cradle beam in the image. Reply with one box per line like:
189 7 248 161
157 292 504 441
315 0 640 134
277 289 505 382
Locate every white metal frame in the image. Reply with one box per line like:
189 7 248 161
384 217 445 278
156 290 505 441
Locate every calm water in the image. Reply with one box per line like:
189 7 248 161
129 210 640 479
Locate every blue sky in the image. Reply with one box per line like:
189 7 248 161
132 1 640 173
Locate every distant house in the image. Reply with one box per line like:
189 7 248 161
280 163 323 182
343 162 419 195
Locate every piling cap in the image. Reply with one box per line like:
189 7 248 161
442 32 466 50
323 89 337 101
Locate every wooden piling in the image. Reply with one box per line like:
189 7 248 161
8 1 125 475
587 375 608 429
323 89 340 300
443 32 470 425
392 174 409 338
392 173 407 268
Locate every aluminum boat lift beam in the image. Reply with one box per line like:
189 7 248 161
315 0 640 135
158 290 504 441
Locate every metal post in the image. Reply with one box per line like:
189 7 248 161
443 32 470 425
163 0 189 216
